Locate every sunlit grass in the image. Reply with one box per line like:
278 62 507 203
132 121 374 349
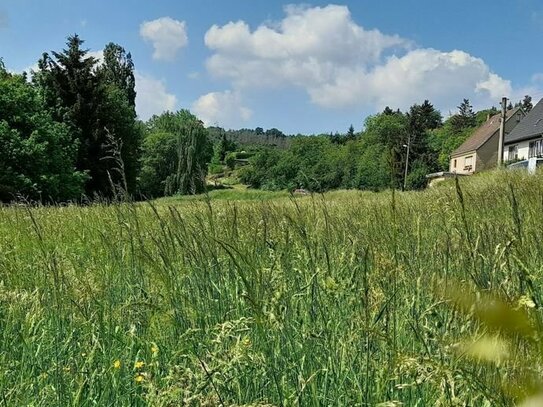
1 169 543 405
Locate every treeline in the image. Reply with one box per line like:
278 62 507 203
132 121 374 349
239 99 532 192
0 35 212 203
207 127 291 149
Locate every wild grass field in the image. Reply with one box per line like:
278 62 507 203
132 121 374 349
1 170 543 406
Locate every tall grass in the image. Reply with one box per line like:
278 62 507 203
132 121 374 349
1 169 543 405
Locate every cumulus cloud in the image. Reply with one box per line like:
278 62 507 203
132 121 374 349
205 4 406 89
204 4 513 113
310 49 512 111
140 17 188 61
135 71 178 120
192 90 252 128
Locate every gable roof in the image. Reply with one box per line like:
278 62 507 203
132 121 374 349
505 98 543 144
451 107 522 157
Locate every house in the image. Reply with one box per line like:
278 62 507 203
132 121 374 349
503 98 543 162
449 107 524 174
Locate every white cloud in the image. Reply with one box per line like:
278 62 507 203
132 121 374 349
310 49 512 111
135 71 178 120
140 17 188 61
192 90 252 128
88 50 104 65
21 63 39 74
205 5 407 90
204 4 515 113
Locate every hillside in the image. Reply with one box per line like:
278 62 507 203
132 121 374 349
207 126 292 149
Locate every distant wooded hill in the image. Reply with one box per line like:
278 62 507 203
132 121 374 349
207 127 291 149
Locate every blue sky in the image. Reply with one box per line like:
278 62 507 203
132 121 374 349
1 0 543 134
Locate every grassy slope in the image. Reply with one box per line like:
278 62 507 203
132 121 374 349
1 170 542 405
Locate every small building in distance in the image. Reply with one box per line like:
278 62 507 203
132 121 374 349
449 107 524 174
503 98 543 162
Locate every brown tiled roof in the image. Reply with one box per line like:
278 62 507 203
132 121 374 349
451 107 522 157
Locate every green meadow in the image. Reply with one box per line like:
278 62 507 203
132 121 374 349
1 170 543 406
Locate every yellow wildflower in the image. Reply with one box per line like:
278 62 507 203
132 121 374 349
113 360 121 369
135 374 144 383
134 361 145 369
151 344 159 357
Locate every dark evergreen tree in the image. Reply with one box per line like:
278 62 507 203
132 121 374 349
521 95 533 112
36 36 141 197
450 98 476 133
36 35 104 196
346 124 356 141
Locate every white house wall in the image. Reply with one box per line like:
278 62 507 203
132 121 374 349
504 139 532 161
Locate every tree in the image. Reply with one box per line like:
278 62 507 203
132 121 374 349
405 100 442 179
140 110 212 197
36 36 141 198
451 98 476 132
35 35 102 196
521 95 533 113
361 112 409 189
346 124 356 141
96 43 142 194
408 100 442 133
265 128 285 138
0 67 86 202
225 152 237 170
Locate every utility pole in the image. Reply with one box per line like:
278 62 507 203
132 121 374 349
497 96 507 167
403 133 411 190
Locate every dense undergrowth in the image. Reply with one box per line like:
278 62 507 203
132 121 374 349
1 170 543 406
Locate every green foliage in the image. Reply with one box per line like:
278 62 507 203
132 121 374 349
35 35 141 198
0 69 86 202
239 102 443 193
451 98 476 132
140 110 212 197
207 126 290 149
96 43 141 195
405 159 429 190
225 152 237 171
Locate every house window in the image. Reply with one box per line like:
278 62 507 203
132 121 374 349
454 159 457 168
464 156 473 171
508 145 518 160
529 139 543 158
